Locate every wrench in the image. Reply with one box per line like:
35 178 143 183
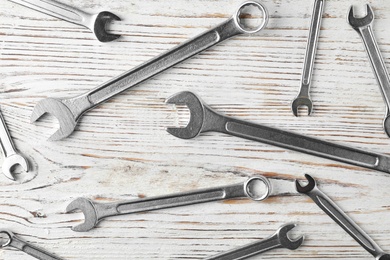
348 4 390 138
296 174 390 260
291 0 325 116
9 0 120 42
30 1 269 141
0 109 29 180
66 176 272 232
166 91 390 174
205 223 304 260
0 230 62 260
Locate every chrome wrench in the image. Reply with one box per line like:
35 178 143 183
348 4 390 138
9 0 120 42
0 230 62 260
205 223 304 260
166 91 390 174
66 176 271 232
31 1 269 141
292 0 325 116
296 174 390 260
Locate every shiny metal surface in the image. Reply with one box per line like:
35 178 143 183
296 174 390 260
30 1 269 141
66 176 271 232
9 0 120 42
166 91 390 174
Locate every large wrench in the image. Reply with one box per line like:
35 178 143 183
66 176 271 232
291 0 325 116
31 1 269 141
9 0 120 42
296 174 390 260
166 91 390 174
0 109 29 180
205 223 304 260
0 230 62 260
348 4 390 138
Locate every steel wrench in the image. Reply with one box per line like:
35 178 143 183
296 174 390 260
0 230 62 260
348 4 390 138
166 91 390 174
66 176 271 232
205 223 304 260
30 1 269 141
292 0 325 116
0 109 29 180
9 0 120 42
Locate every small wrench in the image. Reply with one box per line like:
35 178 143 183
9 0 120 42
166 91 390 174
205 223 304 260
66 176 272 232
30 1 269 141
0 109 29 180
348 4 390 138
291 0 325 116
296 174 390 260
0 230 62 260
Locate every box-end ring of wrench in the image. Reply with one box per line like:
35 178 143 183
0 230 62 260
296 174 390 260
348 4 390 138
166 91 390 174
66 176 271 232
31 1 269 141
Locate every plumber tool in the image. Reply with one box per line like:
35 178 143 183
0 230 62 260
0 109 29 180
166 91 390 174
348 4 390 138
31 1 269 141
296 174 390 260
66 176 271 232
205 223 304 260
291 0 325 116
8 0 120 42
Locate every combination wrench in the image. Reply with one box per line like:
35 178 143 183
291 0 325 116
9 0 120 42
31 1 269 141
0 230 62 260
66 176 272 232
166 91 390 174
205 223 304 260
348 4 390 138
0 109 29 180
296 174 390 260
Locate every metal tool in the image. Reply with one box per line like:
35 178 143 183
66 176 271 232
291 0 325 116
166 91 390 174
0 230 62 260
205 223 304 260
30 1 269 141
296 174 390 260
9 0 120 42
348 4 390 138
0 109 29 180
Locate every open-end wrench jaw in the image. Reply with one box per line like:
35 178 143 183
66 198 98 232
291 97 313 117
277 223 304 250
348 4 374 30
295 174 316 194
93 11 121 43
2 154 29 181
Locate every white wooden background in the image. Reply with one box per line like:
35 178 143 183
0 0 390 259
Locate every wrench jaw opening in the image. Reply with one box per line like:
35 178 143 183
277 223 304 250
93 12 121 43
165 91 205 140
233 1 269 34
295 174 316 194
2 154 29 181
66 198 98 232
348 4 374 30
291 97 313 117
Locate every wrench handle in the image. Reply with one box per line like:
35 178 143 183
9 0 88 26
9 236 62 260
0 109 17 158
306 186 383 257
221 118 390 173
205 235 280 260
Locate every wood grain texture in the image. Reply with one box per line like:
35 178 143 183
0 0 390 259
